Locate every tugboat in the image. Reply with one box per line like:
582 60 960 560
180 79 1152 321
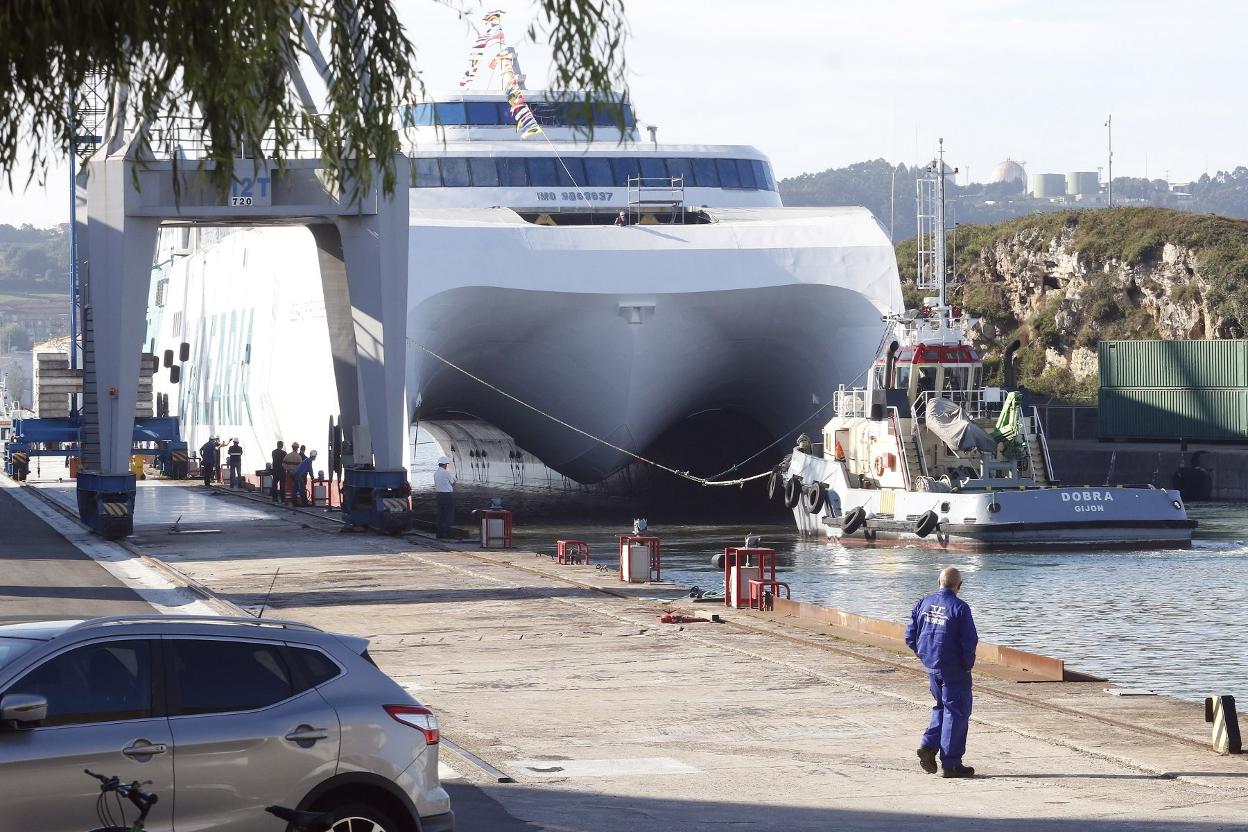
771 142 1196 550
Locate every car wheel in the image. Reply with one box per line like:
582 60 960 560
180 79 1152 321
328 803 401 832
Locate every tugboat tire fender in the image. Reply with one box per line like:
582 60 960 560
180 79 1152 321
767 470 783 501
803 483 826 514
914 510 939 538
841 506 867 535
784 476 803 509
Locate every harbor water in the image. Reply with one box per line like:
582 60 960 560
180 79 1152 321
500 503 1247 707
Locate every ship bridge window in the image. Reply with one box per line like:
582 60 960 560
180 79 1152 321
498 157 529 186
716 158 742 189
556 157 585 187
584 157 613 186
894 365 911 390
413 157 441 187
665 157 694 185
639 157 667 181
916 366 937 395
526 157 559 186
610 157 640 185
466 101 504 125
736 159 757 189
469 157 499 187
406 104 435 126
406 156 777 191
441 157 471 187
943 366 970 392
434 102 468 125
693 157 720 187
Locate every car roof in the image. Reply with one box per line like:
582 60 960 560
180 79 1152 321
0 620 84 640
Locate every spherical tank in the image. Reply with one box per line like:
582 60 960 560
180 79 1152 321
989 159 1027 184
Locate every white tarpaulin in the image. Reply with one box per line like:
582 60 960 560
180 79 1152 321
926 398 996 453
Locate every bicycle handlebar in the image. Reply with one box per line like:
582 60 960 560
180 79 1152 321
84 770 159 817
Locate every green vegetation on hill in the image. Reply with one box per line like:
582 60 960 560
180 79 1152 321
0 223 69 293
894 207 1248 400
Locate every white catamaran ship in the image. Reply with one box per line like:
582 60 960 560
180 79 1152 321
773 144 1196 549
145 18 901 490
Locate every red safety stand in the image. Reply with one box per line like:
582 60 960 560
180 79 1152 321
557 540 590 565
722 547 778 609
747 578 791 611
618 535 661 583
479 509 513 548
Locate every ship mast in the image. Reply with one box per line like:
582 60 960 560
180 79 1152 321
915 138 958 310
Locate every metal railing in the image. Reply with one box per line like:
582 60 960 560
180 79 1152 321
1030 406 1056 482
138 114 328 161
625 175 686 224
833 385 869 418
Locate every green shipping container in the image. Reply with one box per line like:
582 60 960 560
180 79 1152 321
1098 340 1248 389
1097 387 1248 441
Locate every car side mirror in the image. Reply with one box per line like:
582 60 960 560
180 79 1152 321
1 693 48 729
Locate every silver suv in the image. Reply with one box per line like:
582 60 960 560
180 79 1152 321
0 616 453 832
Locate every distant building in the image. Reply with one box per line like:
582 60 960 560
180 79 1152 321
989 159 1027 185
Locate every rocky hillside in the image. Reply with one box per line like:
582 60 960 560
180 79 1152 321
896 208 1248 399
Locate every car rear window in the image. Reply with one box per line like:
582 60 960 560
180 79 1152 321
0 637 38 670
170 639 293 715
287 646 342 691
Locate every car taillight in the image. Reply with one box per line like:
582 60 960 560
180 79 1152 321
384 705 439 744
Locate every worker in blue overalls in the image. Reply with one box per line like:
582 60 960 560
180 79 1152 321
905 566 979 778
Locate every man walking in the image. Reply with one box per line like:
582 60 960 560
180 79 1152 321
905 566 979 778
434 455 455 538
226 438 244 489
270 441 286 503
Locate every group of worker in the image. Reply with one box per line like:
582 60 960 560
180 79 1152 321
269 440 318 506
198 437 245 488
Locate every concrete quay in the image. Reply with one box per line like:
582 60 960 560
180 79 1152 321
17 478 1248 830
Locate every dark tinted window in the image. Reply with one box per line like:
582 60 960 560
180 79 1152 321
7 640 151 727
593 102 635 129
495 102 514 125
441 158 471 187
693 157 719 187
717 158 742 188
557 157 586 187
752 159 772 191
527 157 559 186
171 640 293 715
584 158 613 186
665 158 694 187
736 159 757 189
639 157 668 181
610 157 640 186
563 100 593 127
529 101 560 127
413 158 441 188
288 646 342 691
469 157 500 187
466 102 502 125
434 102 467 125
498 157 529 187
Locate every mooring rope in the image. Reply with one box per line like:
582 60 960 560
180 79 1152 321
409 338 774 487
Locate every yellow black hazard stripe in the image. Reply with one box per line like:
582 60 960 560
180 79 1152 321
381 497 410 512
100 501 131 517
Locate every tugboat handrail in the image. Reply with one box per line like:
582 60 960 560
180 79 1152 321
886 406 913 490
909 413 930 480
1031 405 1056 482
834 385 868 418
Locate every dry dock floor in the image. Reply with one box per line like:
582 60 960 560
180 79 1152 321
24 479 1248 830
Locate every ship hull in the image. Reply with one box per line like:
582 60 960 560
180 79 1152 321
783 449 1196 550
147 206 901 486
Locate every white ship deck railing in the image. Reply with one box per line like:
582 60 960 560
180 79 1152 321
834 385 868 418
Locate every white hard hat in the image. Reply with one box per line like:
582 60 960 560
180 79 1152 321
309 450 318 459
437 456 449 465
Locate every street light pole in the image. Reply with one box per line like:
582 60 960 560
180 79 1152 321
1105 114 1113 207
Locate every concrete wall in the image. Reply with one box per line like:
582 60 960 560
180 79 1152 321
1049 441 1248 501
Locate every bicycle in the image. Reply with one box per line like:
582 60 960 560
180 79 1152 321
82 770 334 832
84 769 157 832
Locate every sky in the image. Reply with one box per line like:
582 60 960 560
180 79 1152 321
1 0 1244 227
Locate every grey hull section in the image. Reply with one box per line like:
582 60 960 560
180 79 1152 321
411 283 887 483
829 517 1196 551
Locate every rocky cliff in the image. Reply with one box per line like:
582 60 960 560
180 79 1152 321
896 208 1248 399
